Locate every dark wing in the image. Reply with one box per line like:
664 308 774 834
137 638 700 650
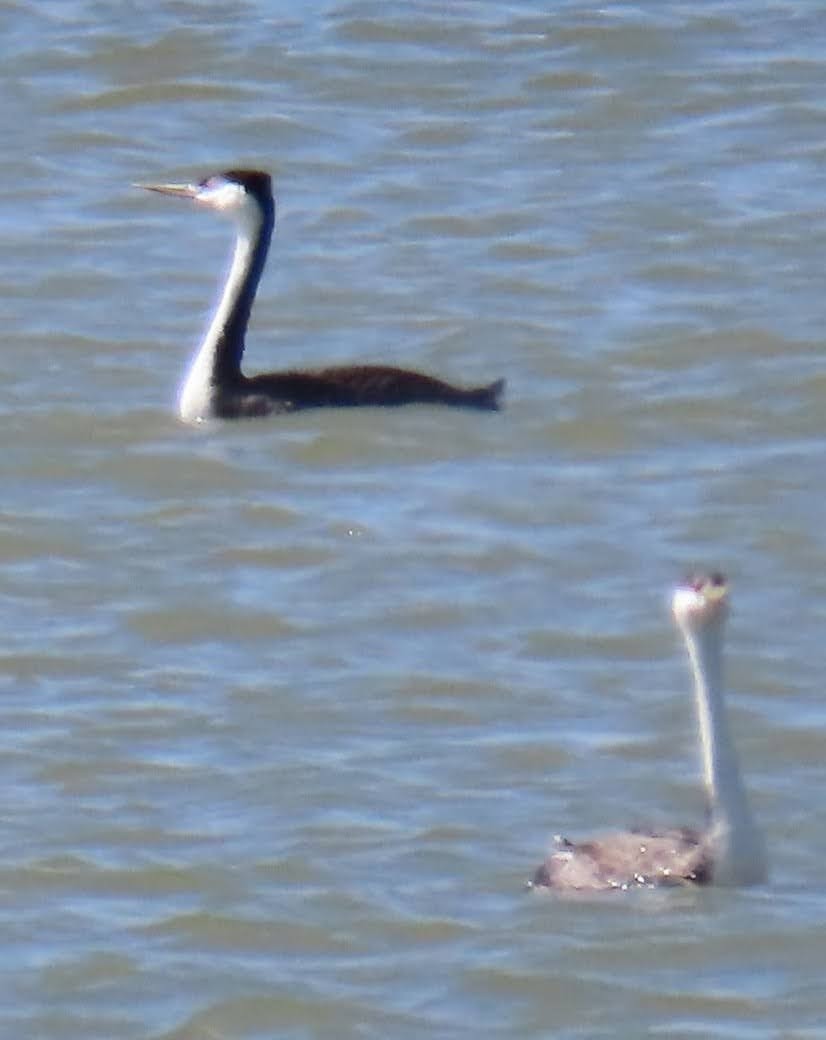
243 366 504 411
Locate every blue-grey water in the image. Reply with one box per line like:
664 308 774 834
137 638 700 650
2 2 826 1037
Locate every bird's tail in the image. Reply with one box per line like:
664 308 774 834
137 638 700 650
467 377 505 411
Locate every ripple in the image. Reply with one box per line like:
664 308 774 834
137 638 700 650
3 2 825 1038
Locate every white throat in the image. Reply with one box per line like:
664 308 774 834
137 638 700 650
681 618 766 885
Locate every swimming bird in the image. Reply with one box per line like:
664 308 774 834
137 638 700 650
139 169 505 421
530 573 766 891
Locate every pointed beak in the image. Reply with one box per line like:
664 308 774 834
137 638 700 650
135 181 200 200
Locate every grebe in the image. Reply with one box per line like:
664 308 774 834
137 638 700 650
139 169 505 421
530 574 766 891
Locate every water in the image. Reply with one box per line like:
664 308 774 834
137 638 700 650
2 1 826 1036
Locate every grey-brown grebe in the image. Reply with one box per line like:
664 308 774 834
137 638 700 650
531 574 766 891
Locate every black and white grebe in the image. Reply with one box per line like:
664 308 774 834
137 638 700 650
140 169 505 421
531 574 766 891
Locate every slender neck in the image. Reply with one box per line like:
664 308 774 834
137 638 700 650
208 197 273 383
178 196 274 420
682 619 765 883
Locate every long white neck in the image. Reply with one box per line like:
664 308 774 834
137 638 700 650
178 225 256 421
682 620 766 884
177 190 272 422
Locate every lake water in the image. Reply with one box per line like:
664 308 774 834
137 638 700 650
2 1 826 1037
